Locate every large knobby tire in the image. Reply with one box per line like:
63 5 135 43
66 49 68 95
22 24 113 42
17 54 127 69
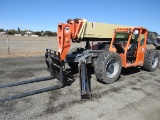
142 50 159 72
94 51 122 84
68 47 84 70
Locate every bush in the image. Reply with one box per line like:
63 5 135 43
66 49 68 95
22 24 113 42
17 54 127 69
7 29 18 35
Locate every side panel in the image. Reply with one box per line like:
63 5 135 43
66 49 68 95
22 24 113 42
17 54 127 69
82 20 132 39
57 24 72 60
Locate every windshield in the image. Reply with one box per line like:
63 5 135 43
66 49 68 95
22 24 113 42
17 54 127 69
114 32 129 44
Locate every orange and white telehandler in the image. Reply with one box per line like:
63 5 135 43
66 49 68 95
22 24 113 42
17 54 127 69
45 18 159 99
1 18 159 102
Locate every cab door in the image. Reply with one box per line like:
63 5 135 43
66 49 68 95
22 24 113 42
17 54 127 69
136 30 147 66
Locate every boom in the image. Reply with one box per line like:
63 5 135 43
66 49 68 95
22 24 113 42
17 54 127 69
57 18 132 60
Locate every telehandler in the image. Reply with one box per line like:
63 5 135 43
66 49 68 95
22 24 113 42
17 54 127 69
0 19 159 102
45 18 159 99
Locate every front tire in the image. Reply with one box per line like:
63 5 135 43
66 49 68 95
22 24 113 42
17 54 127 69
95 51 122 84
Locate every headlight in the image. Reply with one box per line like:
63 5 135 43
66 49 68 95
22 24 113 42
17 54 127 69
65 27 69 33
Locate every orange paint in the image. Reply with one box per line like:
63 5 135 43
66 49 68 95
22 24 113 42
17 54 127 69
57 19 84 60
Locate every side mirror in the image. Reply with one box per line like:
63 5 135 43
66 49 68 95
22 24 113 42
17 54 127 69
133 30 139 35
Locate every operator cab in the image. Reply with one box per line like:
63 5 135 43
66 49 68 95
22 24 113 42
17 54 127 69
113 32 129 54
127 30 139 63
109 28 147 67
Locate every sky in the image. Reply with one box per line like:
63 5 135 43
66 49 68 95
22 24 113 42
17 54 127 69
0 0 160 34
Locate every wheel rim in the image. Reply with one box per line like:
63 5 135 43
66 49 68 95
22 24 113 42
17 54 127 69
106 58 119 78
151 55 158 69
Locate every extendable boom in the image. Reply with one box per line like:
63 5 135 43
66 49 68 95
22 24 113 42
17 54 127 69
57 18 132 60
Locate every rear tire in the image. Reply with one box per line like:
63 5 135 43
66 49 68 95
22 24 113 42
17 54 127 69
95 51 122 84
142 50 159 72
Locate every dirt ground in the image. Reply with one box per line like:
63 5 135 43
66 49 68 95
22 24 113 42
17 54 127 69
0 36 160 120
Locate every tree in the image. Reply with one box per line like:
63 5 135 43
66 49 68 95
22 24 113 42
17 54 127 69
20 31 25 36
18 27 20 33
7 29 18 35
0 29 4 32
35 31 42 36
0 28 57 36
53 32 57 36
43 31 57 36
